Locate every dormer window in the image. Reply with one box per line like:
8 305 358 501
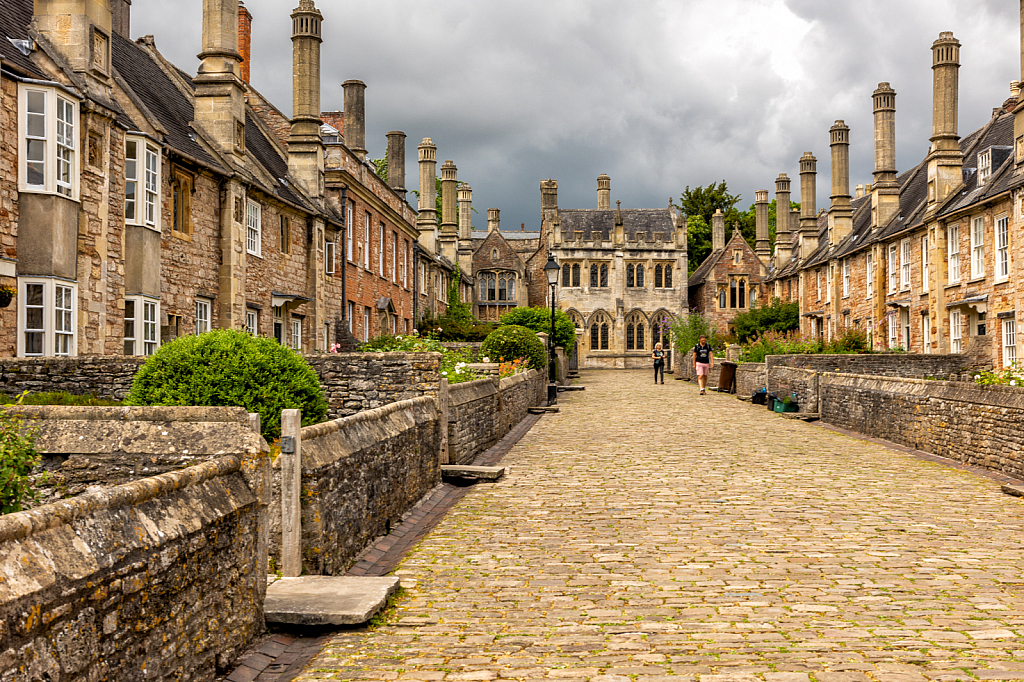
978 149 992 184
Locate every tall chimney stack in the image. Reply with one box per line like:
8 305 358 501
416 139 438 249
458 184 473 240
597 174 611 210
828 121 853 245
755 189 770 260
712 209 726 252
33 0 113 82
194 0 246 164
343 80 367 160
540 180 558 239
112 0 132 38
799 153 819 258
775 174 792 269
872 83 900 228
288 0 324 200
439 160 458 261
238 1 252 83
386 131 406 199
1016 1 1024 166
488 208 500 233
926 32 963 209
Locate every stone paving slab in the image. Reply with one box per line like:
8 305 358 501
292 370 1024 681
264 576 401 626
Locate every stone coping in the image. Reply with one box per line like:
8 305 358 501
0 455 240 543
2 404 251 423
299 395 435 441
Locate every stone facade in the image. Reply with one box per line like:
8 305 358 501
689 225 769 335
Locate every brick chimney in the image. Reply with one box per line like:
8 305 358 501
112 0 131 38
926 32 963 210
597 174 611 210
343 80 367 160
712 209 726 252
238 1 252 84
754 189 770 260
828 121 854 245
798 153 819 259
458 184 473 240
439 160 458 262
288 0 325 200
872 83 900 228
386 131 406 199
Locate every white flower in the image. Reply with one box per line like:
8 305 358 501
1012 380 1018 386
975 375 981 381
482 357 490 363
441 371 448 376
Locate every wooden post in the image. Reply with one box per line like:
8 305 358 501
438 377 449 465
280 409 302 577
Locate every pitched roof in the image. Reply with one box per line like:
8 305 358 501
688 248 725 285
558 208 674 241
244 110 309 209
471 230 540 240
0 0 44 78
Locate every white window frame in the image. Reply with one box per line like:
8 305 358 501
826 264 832 303
347 301 354 332
325 239 336 275
900 239 911 291
900 307 910 349
970 216 985 280
978 149 992 185
921 236 930 293
996 214 1010 282
363 306 370 342
866 253 873 299
125 296 160 356
17 278 78 357
403 240 409 288
125 137 161 230
1005 319 1017 368
290 318 302 351
18 85 80 199
246 309 258 336
273 306 284 344
816 270 821 301
947 224 960 284
842 259 850 298
888 244 898 293
246 201 262 257
923 313 932 353
391 232 398 282
195 299 211 335
378 223 385 274
347 203 354 261
364 213 371 269
888 313 899 349
951 309 963 354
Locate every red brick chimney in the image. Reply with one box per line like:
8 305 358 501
238 1 253 84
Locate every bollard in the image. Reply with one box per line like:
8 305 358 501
280 409 302 577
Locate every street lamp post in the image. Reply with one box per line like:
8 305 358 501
543 255 560 406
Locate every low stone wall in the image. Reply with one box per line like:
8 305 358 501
766 366 819 413
269 397 441 576
735 362 766 397
441 342 482 359
677 350 724 386
305 352 442 420
0 415 270 681
819 373 1024 480
0 356 143 400
766 352 966 378
446 370 544 465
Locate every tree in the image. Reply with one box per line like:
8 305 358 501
499 307 576 351
686 214 711 275
680 182 743 269
729 298 800 343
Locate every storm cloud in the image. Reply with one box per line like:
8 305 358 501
133 0 1019 231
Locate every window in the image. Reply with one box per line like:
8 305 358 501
379 223 385 274
901 308 910 349
246 309 258 336
291 318 302 350
921 236 930 292
325 239 336 274
392 233 398 282
996 214 1010 281
977 312 987 337
280 216 291 254
125 138 161 228
572 264 580 287
636 264 644 287
888 244 898 293
733 250 741 264
979 149 992 184
562 264 571 287
19 86 80 198
655 265 663 288
364 213 371 269
816 270 821 301
625 312 646 351
739 279 747 308
195 299 211 335
19 279 79 357
589 313 610 350
971 216 985 279
923 313 931 353
652 313 672 349
273 306 283 343
947 224 960 283
730 279 738 308
347 302 354 332
171 169 193 236
1005 319 1017 368
825 266 832 303
347 203 354 261
888 312 899 349
324 323 330 350
246 201 262 257
404 240 409 287
363 306 370 342
590 264 608 287
655 264 673 289
144 145 159 227
842 259 850 297
125 297 159 355
664 265 672 289
899 239 911 290
951 309 963 354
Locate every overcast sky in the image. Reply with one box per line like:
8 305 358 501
133 0 1018 232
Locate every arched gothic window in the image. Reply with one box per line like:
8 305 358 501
652 313 672 349
664 265 672 288
562 264 571 287
589 312 610 350
749 286 757 308
739 279 746 308
655 265 663 288
478 272 516 302
572 263 581 287
730 279 738 308
719 287 727 309
568 310 584 330
625 311 646 351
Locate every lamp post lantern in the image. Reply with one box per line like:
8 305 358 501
543 254 560 406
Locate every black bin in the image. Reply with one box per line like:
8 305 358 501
718 360 738 394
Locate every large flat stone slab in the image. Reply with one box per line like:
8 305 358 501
264 576 400 626
441 465 506 482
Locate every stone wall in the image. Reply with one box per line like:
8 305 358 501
735 362 766 398
766 366 819 413
270 396 441 576
818 373 1024 480
446 369 544 465
0 356 143 400
765 352 966 378
0 416 270 681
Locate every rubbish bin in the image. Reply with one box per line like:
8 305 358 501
718 360 738 394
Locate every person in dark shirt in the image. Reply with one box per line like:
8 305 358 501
693 335 713 395
652 342 666 384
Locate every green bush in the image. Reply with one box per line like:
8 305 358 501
1 393 46 514
359 333 480 384
0 391 121 406
670 309 726 357
125 329 327 441
498 307 576 351
481 324 547 371
730 298 799 343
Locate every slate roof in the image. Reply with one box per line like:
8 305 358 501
938 111 1016 218
244 111 309 209
0 0 44 78
470 230 540 240
557 208 674 241
688 249 725 285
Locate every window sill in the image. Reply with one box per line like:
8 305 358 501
171 229 192 242
967 277 986 285
18 187 81 202
247 251 263 259
994 278 1010 286
945 282 961 289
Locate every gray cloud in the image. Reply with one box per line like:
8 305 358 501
133 0 1019 231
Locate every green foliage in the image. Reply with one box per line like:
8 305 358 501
975 365 1024 387
371 156 388 183
670 310 726 357
1 392 46 514
685 215 710 275
481 325 547 371
738 328 870 363
0 391 121 406
498 306 576 351
125 329 327 441
730 298 800 343
359 333 480 384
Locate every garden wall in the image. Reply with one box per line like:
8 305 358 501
766 367 820 414
765 353 966 378
735 362 766 398
0 409 271 682
0 356 143 400
269 397 441 576
446 369 544 465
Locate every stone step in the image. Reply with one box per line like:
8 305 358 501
529 406 559 414
1002 484 1024 498
441 465 507 482
781 412 820 421
264 576 400 626
558 385 586 392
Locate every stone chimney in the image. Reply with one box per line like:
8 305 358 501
488 209 500 233
416 139 438 248
799 153 819 258
32 0 113 85
343 80 367 160
754 189 770 260
386 131 406 199
288 0 324 200
458 184 473 240
112 0 131 38
712 209 726 252
828 121 853 245
194 0 246 165
775 174 792 269
238 1 252 84
1014 2 1024 168
597 174 611 210
438 160 458 261
872 82 900 228
927 32 963 209
541 179 558 239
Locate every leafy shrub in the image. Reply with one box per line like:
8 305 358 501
730 298 799 343
1 393 46 514
481 325 546 370
359 333 480 384
498 307 576 351
825 328 870 354
125 329 327 441
670 309 727 358
975 365 1024 386
739 327 870 363
0 391 121 406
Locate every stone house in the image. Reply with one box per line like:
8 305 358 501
0 0 468 359
545 176 689 369
469 208 544 321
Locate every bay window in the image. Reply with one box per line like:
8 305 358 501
17 278 78 357
124 297 160 355
125 137 161 229
19 85 80 199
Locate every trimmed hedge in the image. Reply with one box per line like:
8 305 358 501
481 325 546 371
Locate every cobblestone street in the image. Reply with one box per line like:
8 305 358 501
296 370 1024 682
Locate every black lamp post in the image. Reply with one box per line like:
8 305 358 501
543 254 560 406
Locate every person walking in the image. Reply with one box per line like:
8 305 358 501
693 334 713 395
652 342 666 384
